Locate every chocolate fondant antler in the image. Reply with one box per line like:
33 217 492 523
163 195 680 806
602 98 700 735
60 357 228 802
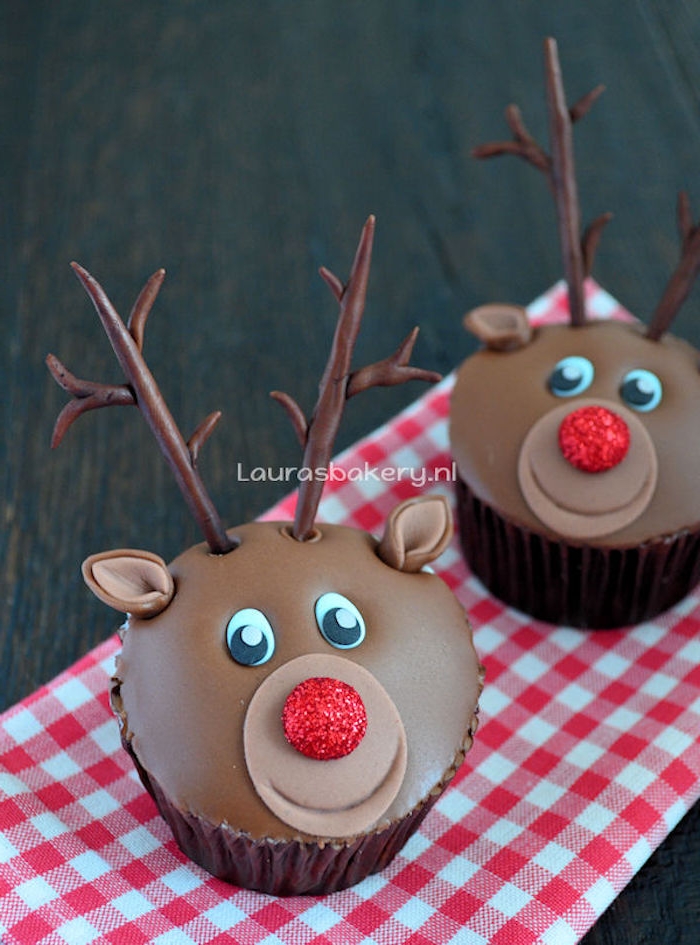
647 192 700 340
473 37 612 326
272 216 440 541
47 264 237 555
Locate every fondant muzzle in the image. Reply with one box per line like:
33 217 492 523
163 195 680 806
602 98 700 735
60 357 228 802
518 398 658 540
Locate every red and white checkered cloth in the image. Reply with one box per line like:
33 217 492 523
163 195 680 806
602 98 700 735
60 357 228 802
2 281 700 945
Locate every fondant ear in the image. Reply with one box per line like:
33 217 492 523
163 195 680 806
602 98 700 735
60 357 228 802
464 303 532 351
377 495 453 573
82 549 175 618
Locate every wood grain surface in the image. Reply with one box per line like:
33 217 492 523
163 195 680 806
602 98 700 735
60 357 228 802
2 2 699 941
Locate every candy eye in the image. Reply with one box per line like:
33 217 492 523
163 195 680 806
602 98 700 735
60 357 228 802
226 609 275 666
315 593 365 649
548 356 595 397
620 369 662 412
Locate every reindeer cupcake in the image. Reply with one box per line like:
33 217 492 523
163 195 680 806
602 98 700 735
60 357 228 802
48 218 483 895
450 38 700 628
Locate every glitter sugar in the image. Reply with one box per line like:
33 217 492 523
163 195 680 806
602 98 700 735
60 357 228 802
282 676 368 760
558 405 631 473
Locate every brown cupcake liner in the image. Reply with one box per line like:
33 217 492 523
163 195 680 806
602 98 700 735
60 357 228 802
456 476 700 628
116 707 482 896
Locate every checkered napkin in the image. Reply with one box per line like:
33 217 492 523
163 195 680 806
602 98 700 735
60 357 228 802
2 282 700 945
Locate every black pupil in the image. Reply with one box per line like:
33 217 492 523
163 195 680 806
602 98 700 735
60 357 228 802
550 364 581 393
621 376 654 407
229 625 267 665
322 607 361 646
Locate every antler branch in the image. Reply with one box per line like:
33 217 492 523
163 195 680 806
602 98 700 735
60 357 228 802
269 390 309 447
188 411 222 467
581 211 614 277
569 84 606 123
273 216 439 540
473 37 608 327
545 37 587 325
472 104 551 173
647 192 700 340
46 355 136 447
48 264 236 554
346 326 440 397
126 268 164 352
286 216 375 541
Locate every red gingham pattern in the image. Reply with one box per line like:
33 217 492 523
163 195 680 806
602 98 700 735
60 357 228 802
2 280 699 944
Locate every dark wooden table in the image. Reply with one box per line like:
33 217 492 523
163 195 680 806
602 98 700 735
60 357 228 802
2 2 699 941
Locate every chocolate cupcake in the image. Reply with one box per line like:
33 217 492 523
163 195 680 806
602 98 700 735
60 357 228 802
106 518 482 895
449 39 700 628
49 218 483 894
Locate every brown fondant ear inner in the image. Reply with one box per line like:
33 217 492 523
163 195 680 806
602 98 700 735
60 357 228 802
377 495 453 573
82 549 175 617
464 303 532 351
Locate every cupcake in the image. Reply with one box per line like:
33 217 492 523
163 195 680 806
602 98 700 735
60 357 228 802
449 38 700 628
49 217 483 894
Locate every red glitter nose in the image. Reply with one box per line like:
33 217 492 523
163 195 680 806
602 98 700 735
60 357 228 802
282 676 367 760
558 405 630 473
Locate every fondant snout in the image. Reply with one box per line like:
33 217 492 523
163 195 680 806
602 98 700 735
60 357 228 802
243 654 407 837
517 398 658 540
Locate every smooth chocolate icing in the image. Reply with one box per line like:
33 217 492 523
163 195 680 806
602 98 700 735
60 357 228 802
109 519 483 845
451 320 700 548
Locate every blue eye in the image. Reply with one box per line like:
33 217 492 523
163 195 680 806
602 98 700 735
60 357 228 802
226 609 275 666
315 593 365 649
548 356 595 397
620 369 662 412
